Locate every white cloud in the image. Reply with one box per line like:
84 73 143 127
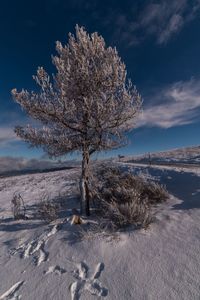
0 127 19 147
0 110 40 148
137 78 200 128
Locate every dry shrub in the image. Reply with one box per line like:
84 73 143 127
11 193 26 220
79 221 120 242
142 181 168 205
91 165 168 230
38 193 59 222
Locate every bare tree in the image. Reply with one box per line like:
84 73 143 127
12 25 141 216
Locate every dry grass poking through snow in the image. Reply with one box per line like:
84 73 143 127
11 193 26 220
37 192 60 223
90 165 168 230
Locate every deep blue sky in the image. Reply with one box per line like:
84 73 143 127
0 0 200 159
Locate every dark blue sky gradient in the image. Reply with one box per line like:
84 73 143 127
0 0 200 158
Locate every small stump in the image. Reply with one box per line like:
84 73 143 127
71 215 83 225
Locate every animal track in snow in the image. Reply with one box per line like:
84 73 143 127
70 262 108 300
44 265 67 275
0 280 24 300
11 225 57 266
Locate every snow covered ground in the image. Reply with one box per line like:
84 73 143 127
122 145 200 165
0 164 199 300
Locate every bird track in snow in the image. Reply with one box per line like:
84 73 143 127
10 225 57 266
70 262 108 300
44 265 67 275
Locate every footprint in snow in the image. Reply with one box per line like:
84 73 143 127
44 265 67 275
0 280 24 300
70 262 108 300
10 225 57 266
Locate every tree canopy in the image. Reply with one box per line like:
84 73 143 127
12 25 141 215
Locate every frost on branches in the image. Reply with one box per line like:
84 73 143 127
12 25 141 216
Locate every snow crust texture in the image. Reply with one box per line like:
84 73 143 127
0 166 200 299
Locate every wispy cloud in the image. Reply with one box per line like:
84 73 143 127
109 0 200 46
0 108 38 148
137 78 200 128
0 127 19 147
140 0 200 44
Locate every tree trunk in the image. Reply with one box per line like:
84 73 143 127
80 149 90 216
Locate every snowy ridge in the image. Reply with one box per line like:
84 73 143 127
122 145 200 164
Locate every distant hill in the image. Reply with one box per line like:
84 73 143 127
123 145 200 165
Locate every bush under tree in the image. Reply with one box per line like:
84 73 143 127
91 166 168 229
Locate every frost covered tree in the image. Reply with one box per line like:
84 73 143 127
12 25 141 216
